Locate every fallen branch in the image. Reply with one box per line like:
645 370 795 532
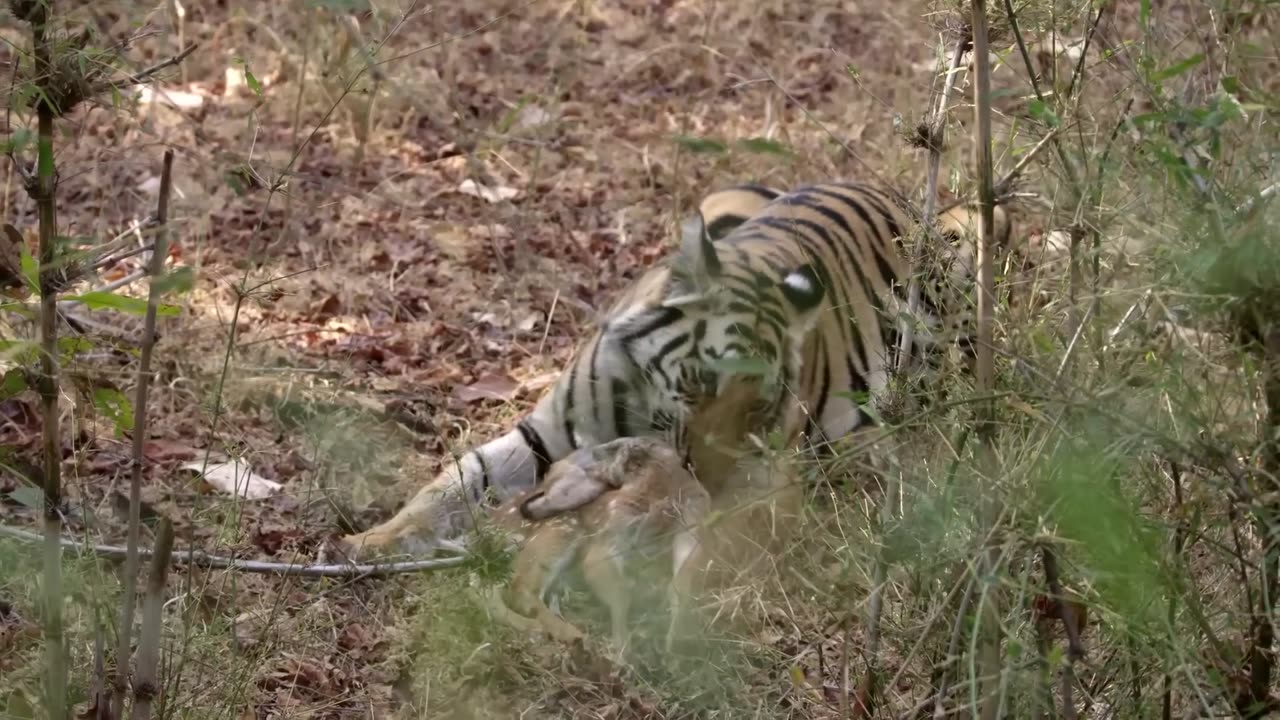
0 524 468 577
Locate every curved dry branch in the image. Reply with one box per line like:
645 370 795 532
0 524 468 578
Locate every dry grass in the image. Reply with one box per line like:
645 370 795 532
1 0 1279 717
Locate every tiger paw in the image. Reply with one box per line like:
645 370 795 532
333 526 446 562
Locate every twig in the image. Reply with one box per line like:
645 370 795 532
129 518 174 720
112 149 174 720
931 570 978 719
854 469 900 718
1041 544 1082 719
1235 327 1280 719
1033 597 1055 720
937 128 1062 215
896 31 971 373
90 244 155 273
82 267 149 296
970 1 1002 719
1053 302 1096 385
995 129 1061 197
0 524 469 577
90 43 200 96
1236 181 1280 217
1001 0 1081 189
1164 462 1187 720
90 623 109 720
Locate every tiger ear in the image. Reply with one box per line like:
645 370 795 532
678 213 722 282
661 214 721 308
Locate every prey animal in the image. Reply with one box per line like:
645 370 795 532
483 435 711 656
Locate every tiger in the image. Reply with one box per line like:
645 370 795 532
338 181 1010 558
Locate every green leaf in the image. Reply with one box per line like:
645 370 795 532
1151 53 1205 83
707 355 771 377
0 339 37 364
1027 99 1061 128
19 245 37 293
2 128 32 155
57 336 93 356
0 367 27 400
0 301 35 320
1036 421 1165 631
735 137 793 156
673 135 728 154
9 485 42 510
844 63 861 81
1139 0 1150 28
833 389 872 406
67 290 179 316
309 0 370 10
494 95 532 135
93 387 134 436
152 266 195 296
224 169 248 196
236 57 263 96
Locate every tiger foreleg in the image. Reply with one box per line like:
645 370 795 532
338 428 544 559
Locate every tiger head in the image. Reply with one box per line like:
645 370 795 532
604 212 827 450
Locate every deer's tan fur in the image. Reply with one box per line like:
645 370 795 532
484 437 709 655
485 377 805 653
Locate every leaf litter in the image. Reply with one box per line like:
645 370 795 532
0 0 1177 716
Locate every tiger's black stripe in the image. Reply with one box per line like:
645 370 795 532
516 421 552 480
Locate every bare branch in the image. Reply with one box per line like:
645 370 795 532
90 44 200 96
0 524 468 577
896 32 971 373
970 1 1003 718
1041 544 1083 719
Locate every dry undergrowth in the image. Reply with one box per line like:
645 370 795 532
1 0 1278 718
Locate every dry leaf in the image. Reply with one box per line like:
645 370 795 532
137 176 187 199
223 66 246 97
457 178 520 204
453 373 520 403
232 609 270 652
519 372 558 395
141 439 200 463
515 104 554 130
182 460 282 500
426 222 471 262
137 86 205 109
516 311 541 332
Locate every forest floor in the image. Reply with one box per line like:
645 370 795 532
0 0 1127 717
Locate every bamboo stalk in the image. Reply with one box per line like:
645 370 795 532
112 149 176 718
129 518 176 720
